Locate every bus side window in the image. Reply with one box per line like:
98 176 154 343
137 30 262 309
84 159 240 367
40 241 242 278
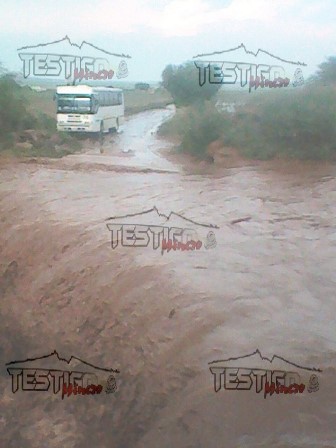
109 92 113 106
118 93 122 105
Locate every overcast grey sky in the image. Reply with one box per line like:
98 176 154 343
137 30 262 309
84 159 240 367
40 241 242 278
0 0 335 81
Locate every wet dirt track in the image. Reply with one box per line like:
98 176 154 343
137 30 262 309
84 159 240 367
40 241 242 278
1 108 336 448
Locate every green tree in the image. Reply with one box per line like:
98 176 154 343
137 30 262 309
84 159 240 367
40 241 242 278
162 61 221 107
313 56 336 85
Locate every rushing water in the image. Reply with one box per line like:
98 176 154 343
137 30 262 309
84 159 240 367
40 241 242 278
0 108 335 448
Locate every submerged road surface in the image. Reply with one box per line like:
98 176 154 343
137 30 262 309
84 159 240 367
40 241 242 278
1 108 336 448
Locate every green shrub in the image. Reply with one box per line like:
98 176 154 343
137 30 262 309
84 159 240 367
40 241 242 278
159 101 226 158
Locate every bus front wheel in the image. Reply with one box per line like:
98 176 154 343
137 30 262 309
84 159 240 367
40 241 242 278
99 122 104 147
116 118 119 132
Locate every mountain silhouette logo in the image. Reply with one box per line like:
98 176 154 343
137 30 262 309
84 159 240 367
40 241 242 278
17 35 131 79
209 348 322 372
106 205 219 229
193 42 306 66
6 349 120 372
18 35 131 59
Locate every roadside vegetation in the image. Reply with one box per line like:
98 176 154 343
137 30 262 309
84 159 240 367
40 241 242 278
158 57 336 161
0 73 80 157
224 86 336 160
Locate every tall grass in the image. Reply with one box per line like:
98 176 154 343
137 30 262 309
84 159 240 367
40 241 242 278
224 86 336 160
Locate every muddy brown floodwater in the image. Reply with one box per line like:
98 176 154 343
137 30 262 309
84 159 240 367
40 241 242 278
0 107 336 448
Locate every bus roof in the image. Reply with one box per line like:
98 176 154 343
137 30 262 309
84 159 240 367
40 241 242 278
56 85 123 94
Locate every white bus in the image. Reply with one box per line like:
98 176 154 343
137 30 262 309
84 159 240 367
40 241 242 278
56 85 124 133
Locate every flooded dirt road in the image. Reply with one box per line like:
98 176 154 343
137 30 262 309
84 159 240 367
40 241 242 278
1 108 336 448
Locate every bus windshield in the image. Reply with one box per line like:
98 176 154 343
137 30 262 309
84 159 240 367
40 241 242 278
57 95 93 114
